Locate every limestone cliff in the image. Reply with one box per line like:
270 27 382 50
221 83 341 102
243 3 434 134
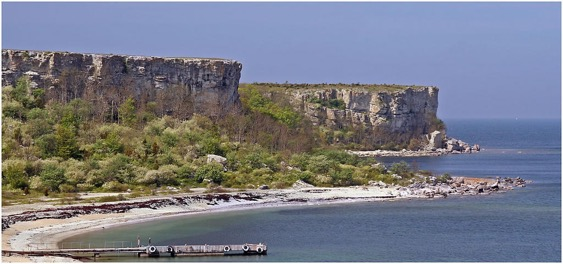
251 84 442 146
2 49 242 118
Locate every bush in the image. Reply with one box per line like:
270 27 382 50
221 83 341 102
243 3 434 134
2 159 29 190
195 163 224 184
437 173 452 183
176 164 195 179
99 154 136 184
330 168 355 186
289 153 310 171
40 163 66 192
307 155 335 174
138 168 177 187
101 181 130 192
35 134 56 158
389 161 411 177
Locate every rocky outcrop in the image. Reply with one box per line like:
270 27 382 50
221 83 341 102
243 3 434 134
443 137 480 154
348 135 480 157
426 130 443 150
280 86 440 143
2 49 242 118
397 176 531 198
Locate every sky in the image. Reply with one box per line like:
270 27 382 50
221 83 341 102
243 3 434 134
2 2 561 119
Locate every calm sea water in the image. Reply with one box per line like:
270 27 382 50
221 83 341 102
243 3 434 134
62 119 561 262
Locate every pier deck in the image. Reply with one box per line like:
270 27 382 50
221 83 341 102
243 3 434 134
2 243 267 258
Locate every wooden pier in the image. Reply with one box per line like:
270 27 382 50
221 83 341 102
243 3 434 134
2 243 267 259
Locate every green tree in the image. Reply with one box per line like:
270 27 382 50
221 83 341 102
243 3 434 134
195 163 224 184
389 161 411 177
307 155 335 174
100 154 135 183
26 108 54 138
40 163 66 192
118 97 137 127
36 134 57 158
2 159 29 190
92 130 124 158
55 124 81 159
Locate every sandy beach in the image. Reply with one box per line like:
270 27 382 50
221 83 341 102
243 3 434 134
2 177 526 262
1 185 411 262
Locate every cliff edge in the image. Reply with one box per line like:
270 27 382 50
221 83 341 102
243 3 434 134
2 49 242 118
244 83 444 148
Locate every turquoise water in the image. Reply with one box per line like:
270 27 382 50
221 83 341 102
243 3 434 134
62 119 561 262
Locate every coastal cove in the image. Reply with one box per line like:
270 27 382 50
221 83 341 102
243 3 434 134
58 118 561 262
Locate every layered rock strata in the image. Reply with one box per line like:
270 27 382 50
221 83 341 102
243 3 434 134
263 85 440 144
2 49 242 118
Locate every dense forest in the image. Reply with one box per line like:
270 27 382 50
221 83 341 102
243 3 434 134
2 77 434 204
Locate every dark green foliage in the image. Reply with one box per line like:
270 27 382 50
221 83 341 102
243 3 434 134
430 117 446 132
199 133 224 156
308 97 346 110
307 155 335 174
330 168 355 186
389 161 412 177
2 101 27 120
26 108 54 138
55 125 81 159
437 173 452 183
195 163 224 184
177 164 195 179
240 85 301 127
289 153 311 171
2 160 29 190
92 131 124 158
101 154 136 184
2 77 46 120
119 98 137 127
40 163 66 192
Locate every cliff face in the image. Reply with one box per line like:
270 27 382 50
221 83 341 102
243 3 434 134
2 50 242 118
262 85 440 144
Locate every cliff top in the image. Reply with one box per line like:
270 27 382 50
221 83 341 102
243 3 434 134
2 49 238 63
241 82 435 92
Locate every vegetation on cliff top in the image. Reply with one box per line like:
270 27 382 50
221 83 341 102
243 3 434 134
241 82 430 92
2 77 439 205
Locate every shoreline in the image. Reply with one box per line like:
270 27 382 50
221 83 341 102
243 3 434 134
2 177 528 262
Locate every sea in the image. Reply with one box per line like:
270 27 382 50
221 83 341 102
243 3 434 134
61 118 561 262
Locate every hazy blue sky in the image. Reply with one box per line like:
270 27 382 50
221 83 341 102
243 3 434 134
2 2 560 119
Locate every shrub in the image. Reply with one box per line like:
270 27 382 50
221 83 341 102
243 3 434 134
40 163 66 192
176 164 195 179
330 168 355 186
289 153 310 171
2 159 29 190
101 181 130 192
138 169 177 187
389 161 411 177
437 173 452 183
195 163 224 184
307 155 335 174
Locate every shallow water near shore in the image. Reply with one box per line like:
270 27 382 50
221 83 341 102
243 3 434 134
62 119 561 262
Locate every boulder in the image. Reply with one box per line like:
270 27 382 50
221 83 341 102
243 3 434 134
292 180 314 189
426 130 443 150
206 154 227 165
369 180 388 188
